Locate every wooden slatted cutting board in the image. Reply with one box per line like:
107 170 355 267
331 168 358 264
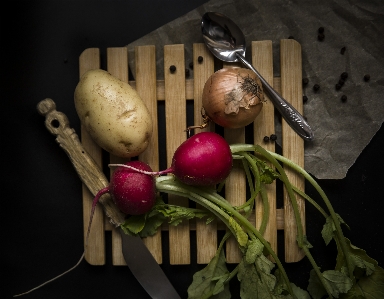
79 40 306 266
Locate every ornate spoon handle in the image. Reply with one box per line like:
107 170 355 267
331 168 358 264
236 53 314 141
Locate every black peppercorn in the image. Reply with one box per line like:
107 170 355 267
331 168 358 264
303 95 308 103
364 74 370 82
338 79 345 86
341 72 348 80
270 134 277 141
302 78 309 85
189 62 193 69
198 56 203 63
318 33 325 41
340 46 346 55
169 65 176 73
335 83 342 90
313 84 320 92
341 95 347 102
263 136 270 142
318 27 324 34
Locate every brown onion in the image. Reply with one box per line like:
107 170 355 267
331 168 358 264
202 67 264 128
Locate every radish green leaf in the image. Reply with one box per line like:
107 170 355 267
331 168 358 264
187 241 230 299
339 266 384 299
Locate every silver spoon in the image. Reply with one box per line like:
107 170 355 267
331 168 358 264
201 12 314 141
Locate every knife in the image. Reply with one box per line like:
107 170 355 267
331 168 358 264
120 230 181 299
37 98 181 299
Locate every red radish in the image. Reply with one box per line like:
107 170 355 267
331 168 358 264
91 160 156 217
85 161 156 248
111 132 233 186
170 132 233 186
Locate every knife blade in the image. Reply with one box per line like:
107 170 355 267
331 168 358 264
120 230 181 299
37 98 180 299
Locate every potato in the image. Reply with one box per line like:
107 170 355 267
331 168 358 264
74 69 152 158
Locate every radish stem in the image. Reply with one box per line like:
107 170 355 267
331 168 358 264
265 148 354 279
156 177 295 297
230 143 352 296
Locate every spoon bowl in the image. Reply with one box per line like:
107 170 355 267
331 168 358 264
201 12 314 141
201 12 245 62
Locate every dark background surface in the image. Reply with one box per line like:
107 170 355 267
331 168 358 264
2 1 383 298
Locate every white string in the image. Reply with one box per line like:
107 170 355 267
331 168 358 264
109 163 172 176
13 252 85 297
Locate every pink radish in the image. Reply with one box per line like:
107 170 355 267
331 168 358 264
86 161 156 244
93 160 157 216
170 131 233 186
111 132 233 186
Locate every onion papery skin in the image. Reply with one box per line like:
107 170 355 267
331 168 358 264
202 67 264 128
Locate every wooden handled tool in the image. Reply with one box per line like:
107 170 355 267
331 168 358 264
36 98 125 226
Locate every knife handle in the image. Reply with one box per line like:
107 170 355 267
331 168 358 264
37 98 125 226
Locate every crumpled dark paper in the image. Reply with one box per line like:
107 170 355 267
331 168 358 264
127 0 384 179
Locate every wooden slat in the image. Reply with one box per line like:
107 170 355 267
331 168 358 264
135 45 163 264
192 43 217 264
164 44 190 265
280 39 306 262
106 47 130 266
252 41 278 258
222 60 245 264
79 48 105 265
128 79 194 101
224 134 246 264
